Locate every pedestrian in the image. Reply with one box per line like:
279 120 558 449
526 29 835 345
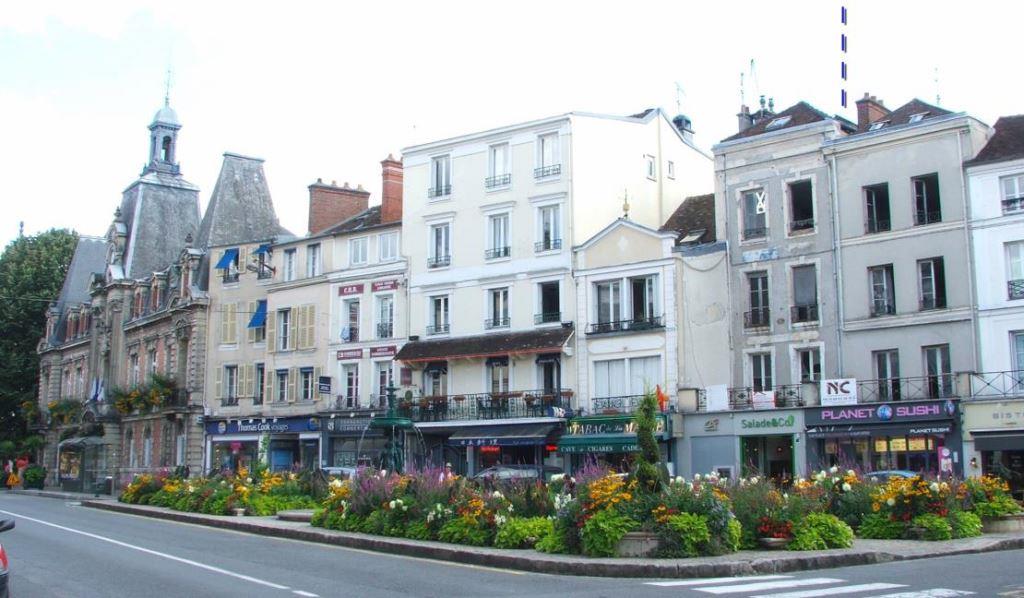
439 462 454 482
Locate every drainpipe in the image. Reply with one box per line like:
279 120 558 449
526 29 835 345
957 128 980 376
829 153 845 375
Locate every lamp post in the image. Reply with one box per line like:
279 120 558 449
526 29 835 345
369 385 413 474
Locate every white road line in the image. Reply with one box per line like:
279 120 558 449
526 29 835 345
697 578 846 594
292 592 319 597
866 591 975 598
646 576 792 587
751 582 907 598
0 508 309 594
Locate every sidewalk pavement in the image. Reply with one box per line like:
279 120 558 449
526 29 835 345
79 500 1024 578
6 488 115 501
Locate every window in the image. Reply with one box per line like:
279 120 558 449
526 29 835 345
429 295 449 335
224 365 238 404
143 426 152 468
130 354 140 386
908 112 929 124
254 364 265 405
219 248 240 283
746 271 770 328
1001 174 1024 214
486 288 510 329
252 301 267 344
379 232 399 262
874 350 901 401
766 115 792 129
486 143 510 188
595 281 621 327
797 348 821 382
349 238 368 266
535 133 560 178
628 356 661 396
788 180 814 232
488 357 509 395
424 363 447 397
307 244 322 277
594 359 627 398
629 275 658 324
868 120 889 131
536 205 561 252
792 265 819 323
865 184 891 233
486 213 510 259
645 155 656 180
869 265 896 316
667 160 675 179
1013 332 1024 372
537 281 560 324
342 299 360 342
75 366 84 397
278 309 291 350
751 353 773 391
913 174 941 225
918 257 947 310
374 361 393 406
126 429 136 468
429 155 451 198
300 368 314 401
742 189 767 240
376 295 394 339
342 363 359 408
256 247 273 279
276 370 288 403
148 349 158 378
428 223 451 268
1007 241 1024 300
283 249 297 281
539 356 560 394
923 344 952 398
174 421 185 466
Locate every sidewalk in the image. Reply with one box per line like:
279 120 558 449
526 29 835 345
7 488 116 501
81 500 1024 578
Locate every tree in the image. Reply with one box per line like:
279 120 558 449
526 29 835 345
631 390 667 494
0 229 78 443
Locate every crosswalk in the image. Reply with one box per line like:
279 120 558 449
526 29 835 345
644 575 975 597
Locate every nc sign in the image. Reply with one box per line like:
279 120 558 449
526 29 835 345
820 378 858 406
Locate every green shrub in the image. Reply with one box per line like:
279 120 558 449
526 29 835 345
912 513 953 541
438 517 492 546
788 513 854 551
787 526 827 551
22 465 46 489
404 521 433 541
310 508 325 527
535 524 570 554
974 495 1021 518
359 510 388 535
726 518 742 553
949 511 983 539
581 509 637 557
494 517 554 549
857 513 906 539
663 513 711 557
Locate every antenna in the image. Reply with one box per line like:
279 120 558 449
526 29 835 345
674 82 685 115
740 72 745 106
164 67 173 106
934 66 941 106
749 59 760 104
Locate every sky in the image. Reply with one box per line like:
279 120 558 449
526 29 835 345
1 0 1022 251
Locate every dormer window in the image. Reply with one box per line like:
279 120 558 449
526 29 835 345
766 116 792 130
868 120 889 131
908 112 929 124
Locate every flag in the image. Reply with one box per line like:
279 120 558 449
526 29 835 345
656 385 668 412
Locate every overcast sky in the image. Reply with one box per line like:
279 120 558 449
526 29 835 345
2 0 1021 251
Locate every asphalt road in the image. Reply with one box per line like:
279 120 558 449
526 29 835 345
0 493 1021 598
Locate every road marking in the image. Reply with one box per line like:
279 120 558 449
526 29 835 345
751 582 906 597
647 576 792 587
0 508 315 594
868 591 974 598
697 577 844 594
293 592 319 597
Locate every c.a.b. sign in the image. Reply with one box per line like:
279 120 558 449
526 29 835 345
820 378 857 406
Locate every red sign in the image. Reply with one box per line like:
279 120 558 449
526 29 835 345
372 279 399 292
336 349 363 360
478 445 501 454
338 284 364 296
370 346 397 358
400 367 412 386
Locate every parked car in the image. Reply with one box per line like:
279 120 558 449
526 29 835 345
472 465 563 483
865 470 918 482
0 518 14 598
322 466 358 480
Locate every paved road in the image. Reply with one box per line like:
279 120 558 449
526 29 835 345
0 493 1021 597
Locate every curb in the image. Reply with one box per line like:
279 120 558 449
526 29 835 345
6 489 114 501
81 501 1024 579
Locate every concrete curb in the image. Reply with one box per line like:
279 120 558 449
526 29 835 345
81 500 1024 579
6 489 114 501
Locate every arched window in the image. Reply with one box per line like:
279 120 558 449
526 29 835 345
126 429 136 469
161 136 172 162
142 425 153 468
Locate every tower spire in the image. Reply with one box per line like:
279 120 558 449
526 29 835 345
164 68 173 107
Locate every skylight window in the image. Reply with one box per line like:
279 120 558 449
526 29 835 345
908 112 930 124
868 120 890 131
766 116 792 130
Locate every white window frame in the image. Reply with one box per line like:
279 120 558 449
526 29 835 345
341 362 360 408
536 132 560 170
536 279 561 325
278 308 291 351
535 203 562 251
224 365 238 399
275 369 289 402
486 287 510 328
429 155 452 199
349 237 368 266
378 231 399 262
283 249 297 282
741 187 768 241
749 352 774 391
374 360 393 404
428 294 450 335
645 154 656 180
300 368 315 401
306 243 322 277
667 160 675 179
375 294 394 339
1007 241 1024 284
428 222 451 266
487 213 510 258
341 298 360 343
488 142 510 179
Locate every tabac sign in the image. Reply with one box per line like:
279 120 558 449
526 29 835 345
565 414 668 438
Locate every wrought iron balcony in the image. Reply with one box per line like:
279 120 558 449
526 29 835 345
1009 279 1024 300
427 184 452 198
333 394 362 410
376 322 394 339
791 304 819 324
866 219 891 234
592 394 649 415
790 218 815 232
484 317 510 329
534 312 561 325
743 307 770 328
485 246 510 260
534 164 561 178
485 173 511 189
427 255 451 268
1003 197 1024 214
964 370 1024 400
914 210 942 226
870 302 896 317
535 238 562 252
220 396 239 407
743 227 767 240
697 385 805 411
425 323 450 335
586 315 664 335
396 389 574 422
856 375 956 403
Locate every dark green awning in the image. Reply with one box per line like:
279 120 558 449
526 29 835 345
557 433 639 454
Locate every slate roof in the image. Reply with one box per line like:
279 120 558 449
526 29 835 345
660 194 716 244
51 236 106 343
396 326 575 363
119 171 200 280
196 153 291 249
722 102 833 142
966 115 1024 166
854 98 951 133
321 205 398 236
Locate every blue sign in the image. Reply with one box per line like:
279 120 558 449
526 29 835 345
207 416 320 435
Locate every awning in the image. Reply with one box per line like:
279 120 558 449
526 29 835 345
972 430 1024 452
558 433 640 454
58 435 107 449
447 423 557 447
396 326 574 363
215 248 239 269
807 423 953 439
247 300 267 329
253 243 272 255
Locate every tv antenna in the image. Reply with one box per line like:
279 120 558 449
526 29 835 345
934 66 941 106
674 82 686 114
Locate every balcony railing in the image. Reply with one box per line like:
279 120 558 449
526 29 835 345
535 238 562 252
586 315 664 335
425 323 450 335
1009 279 1024 300
743 227 767 240
790 218 815 232
914 210 942 226
964 370 1024 400
484 317 510 329
427 184 452 198
870 302 896 317
485 247 510 260
592 394 648 415
534 164 561 178
535 312 561 325
856 375 956 403
485 173 511 188
1003 197 1024 214
791 304 819 324
333 395 362 410
222 271 239 284
744 307 770 328
397 389 574 422
697 385 804 411
376 322 394 339
220 396 239 407
427 255 451 269
866 219 891 234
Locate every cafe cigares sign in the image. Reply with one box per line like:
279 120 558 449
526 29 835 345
806 399 958 426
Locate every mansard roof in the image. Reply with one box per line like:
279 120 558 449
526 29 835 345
966 115 1024 166
118 171 200 280
51 236 106 343
196 153 291 249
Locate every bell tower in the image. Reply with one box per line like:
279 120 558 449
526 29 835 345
144 97 182 176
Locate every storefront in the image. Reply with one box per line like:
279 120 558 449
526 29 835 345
323 415 386 468
557 413 674 474
682 410 805 482
963 399 1024 499
805 399 962 477
448 423 562 473
205 416 321 473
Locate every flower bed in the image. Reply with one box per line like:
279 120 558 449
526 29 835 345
119 468 320 515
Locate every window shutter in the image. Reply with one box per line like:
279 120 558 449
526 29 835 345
297 305 308 349
238 246 248 274
288 367 298 402
243 364 254 397
230 302 239 343
265 367 275 402
220 304 229 345
214 366 223 400
266 311 276 353
247 301 256 343
306 305 317 348
313 366 322 400
289 307 298 350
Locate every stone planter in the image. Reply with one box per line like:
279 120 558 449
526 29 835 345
906 526 928 541
233 507 247 517
757 537 791 550
615 531 660 557
982 514 1024 534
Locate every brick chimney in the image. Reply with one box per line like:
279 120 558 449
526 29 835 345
855 93 890 130
380 154 403 224
307 179 370 235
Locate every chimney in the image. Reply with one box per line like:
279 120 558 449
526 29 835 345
672 114 695 143
737 105 754 133
380 154 403 224
855 93 890 130
307 179 370 235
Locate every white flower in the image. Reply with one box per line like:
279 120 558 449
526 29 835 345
829 465 839 474
842 482 852 492
929 482 940 493
402 505 408 512
693 473 702 481
886 498 896 507
246 477 253 484
749 476 759 485
380 469 388 477
550 474 565 482
388 500 396 509
492 491 504 500
846 470 856 478
796 477 805 485
508 504 514 513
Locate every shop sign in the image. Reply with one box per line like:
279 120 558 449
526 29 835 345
370 345 397 358
703 418 720 432
739 413 797 431
372 279 399 292
337 349 363 360
705 384 729 412
560 441 640 454
318 376 332 394
742 247 778 264
806 399 958 426
566 414 667 437
964 400 1024 430
752 390 775 410
338 283 364 296
820 378 858 406
207 417 320 435
326 418 373 433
